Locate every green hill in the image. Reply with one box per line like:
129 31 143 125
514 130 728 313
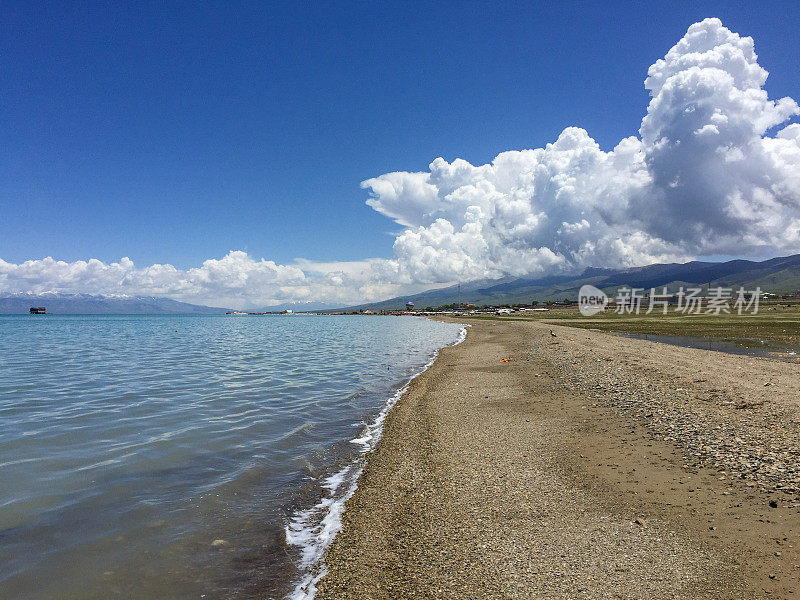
344 254 800 311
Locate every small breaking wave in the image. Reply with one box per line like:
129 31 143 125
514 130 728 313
285 324 468 599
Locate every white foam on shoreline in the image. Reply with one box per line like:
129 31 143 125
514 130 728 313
285 324 468 600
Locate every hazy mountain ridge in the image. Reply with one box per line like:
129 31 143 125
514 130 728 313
4 254 800 314
0 293 229 314
247 302 346 313
343 254 800 311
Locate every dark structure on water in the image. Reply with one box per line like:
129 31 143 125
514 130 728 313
29 307 46 314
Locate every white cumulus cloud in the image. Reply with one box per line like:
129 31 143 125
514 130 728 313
0 252 308 308
2 18 800 307
364 17 800 283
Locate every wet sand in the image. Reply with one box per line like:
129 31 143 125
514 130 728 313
314 319 800 599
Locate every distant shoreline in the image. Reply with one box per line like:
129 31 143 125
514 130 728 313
314 318 800 598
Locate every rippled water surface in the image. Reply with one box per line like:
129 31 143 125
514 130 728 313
0 314 463 599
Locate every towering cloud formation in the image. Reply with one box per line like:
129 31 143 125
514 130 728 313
2 19 800 307
364 18 800 285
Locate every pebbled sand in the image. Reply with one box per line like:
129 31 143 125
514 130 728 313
315 319 800 599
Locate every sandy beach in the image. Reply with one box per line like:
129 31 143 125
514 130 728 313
315 318 800 599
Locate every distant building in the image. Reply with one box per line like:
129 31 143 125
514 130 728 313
29 307 46 314
405 301 415 311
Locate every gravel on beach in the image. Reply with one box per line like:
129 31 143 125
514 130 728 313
313 319 800 599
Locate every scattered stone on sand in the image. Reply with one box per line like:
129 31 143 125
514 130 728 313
314 320 800 600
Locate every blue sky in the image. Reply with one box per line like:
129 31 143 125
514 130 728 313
2 2 800 307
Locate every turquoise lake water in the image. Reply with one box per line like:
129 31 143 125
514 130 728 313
0 314 464 599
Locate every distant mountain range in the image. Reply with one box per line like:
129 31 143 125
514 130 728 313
0 293 229 314
5 254 800 314
249 301 346 313
343 253 800 311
